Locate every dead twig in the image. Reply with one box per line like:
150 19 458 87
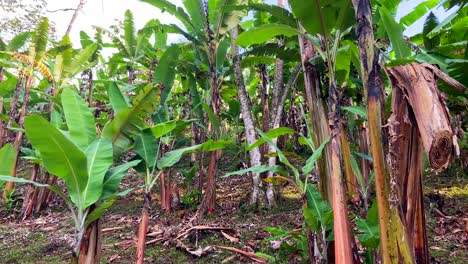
101 226 126 233
215 245 268 263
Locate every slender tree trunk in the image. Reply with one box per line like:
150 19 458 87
259 64 270 158
198 1 221 216
4 74 33 197
232 26 263 205
65 0 85 35
264 58 283 208
87 70 94 107
164 170 171 211
160 172 166 210
198 129 207 202
136 193 151 264
0 67 4 147
0 97 4 148
21 164 40 219
340 130 360 203
328 79 354 264
6 70 25 143
298 35 333 202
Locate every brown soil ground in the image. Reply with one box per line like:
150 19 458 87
0 153 466 263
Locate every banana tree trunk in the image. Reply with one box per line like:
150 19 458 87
75 219 102 264
388 85 428 263
4 74 33 197
385 63 465 263
0 97 4 147
232 27 263 206
199 150 217 215
198 10 221 216
6 70 24 143
21 164 40 219
160 171 167 211
298 35 332 202
328 80 354 264
0 67 3 147
259 64 270 157
136 192 151 264
340 130 360 203
386 63 458 172
353 1 415 262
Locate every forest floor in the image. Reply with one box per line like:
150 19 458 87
0 149 466 264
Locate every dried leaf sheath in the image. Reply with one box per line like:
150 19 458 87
388 86 429 263
386 63 458 172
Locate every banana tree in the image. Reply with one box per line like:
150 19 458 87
1 17 52 197
97 10 154 85
0 87 140 263
134 120 226 263
140 0 246 217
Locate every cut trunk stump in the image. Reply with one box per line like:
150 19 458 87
386 63 463 172
386 62 466 263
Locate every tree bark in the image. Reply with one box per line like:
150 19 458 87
232 26 263 205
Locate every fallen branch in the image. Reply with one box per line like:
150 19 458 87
215 245 268 263
101 226 126 233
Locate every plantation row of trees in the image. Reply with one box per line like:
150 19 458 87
0 0 466 263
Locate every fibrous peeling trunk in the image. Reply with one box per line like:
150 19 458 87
232 27 263 205
340 130 360 203
386 63 460 172
76 219 102 264
388 87 429 263
199 151 217 215
353 0 415 262
328 81 354 264
298 35 332 202
21 164 40 219
136 193 151 264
